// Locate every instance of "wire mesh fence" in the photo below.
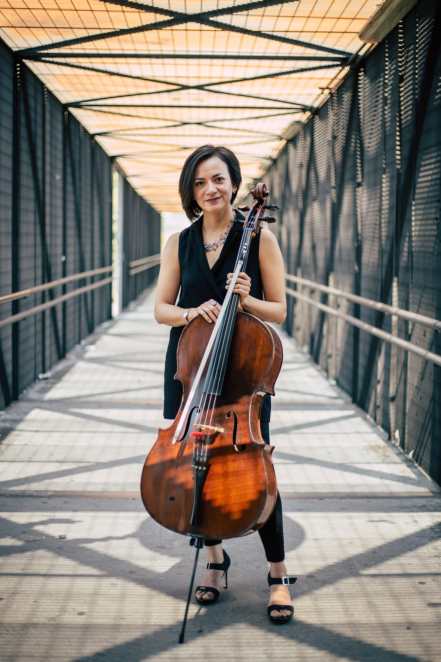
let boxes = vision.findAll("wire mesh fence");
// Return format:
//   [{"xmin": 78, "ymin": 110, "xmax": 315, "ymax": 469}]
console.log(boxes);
[
  {"xmin": 121, "ymin": 179, "xmax": 160, "ymax": 309},
  {"xmin": 265, "ymin": 0, "xmax": 441, "ymax": 483},
  {"xmin": 0, "ymin": 42, "xmax": 160, "ymax": 410}
]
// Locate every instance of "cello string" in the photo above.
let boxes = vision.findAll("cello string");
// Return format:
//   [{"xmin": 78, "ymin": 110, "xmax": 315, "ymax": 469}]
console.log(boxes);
[
  {"xmin": 200, "ymin": 221, "xmax": 251, "ymax": 418},
  {"xmin": 195, "ymin": 218, "xmax": 248, "ymax": 406},
  {"xmin": 203, "ymin": 288, "xmax": 238, "ymax": 403},
  {"xmin": 195, "ymin": 227, "xmax": 250, "ymax": 464},
  {"xmin": 200, "ymin": 228, "xmax": 254, "ymax": 456},
  {"xmin": 201, "ymin": 224, "xmax": 254, "ymax": 425},
  {"xmin": 187, "ymin": 207, "xmax": 260, "ymax": 468},
  {"xmin": 194, "ymin": 218, "xmax": 255, "ymax": 465},
  {"xmin": 205, "ymin": 293, "xmax": 240, "ymax": 436},
  {"xmin": 176, "ymin": 239, "xmax": 246, "ymax": 449},
  {"xmin": 196, "ymin": 275, "xmax": 241, "ymax": 464},
  {"xmin": 192, "ymin": 281, "xmax": 237, "ymax": 465},
  {"xmin": 204, "ymin": 225, "xmax": 261, "ymax": 452},
  {"xmin": 207, "ymin": 226, "xmax": 254, "ymax": 414},
  {"xmin": 191, "ymin": 254, "xmax": 246, "ymax": 465},
  {"xmin": 200, "ymin": 291, "xmax": 239, "ymax": 463}
]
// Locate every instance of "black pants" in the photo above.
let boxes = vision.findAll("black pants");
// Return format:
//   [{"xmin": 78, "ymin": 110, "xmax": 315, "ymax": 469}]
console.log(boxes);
[{"xmin": 205, "ymin": 418, "xmax": 285, "ymax": 563}]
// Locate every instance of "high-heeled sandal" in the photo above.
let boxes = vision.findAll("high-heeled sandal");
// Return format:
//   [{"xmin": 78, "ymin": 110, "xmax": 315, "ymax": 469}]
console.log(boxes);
[
  {"xmin": 195, "ymin": 550, "xmax": 231, "ymax": 605},
  {"xmin": 267, "ymin": 572, "xmax": 297, "ymax": 624}
]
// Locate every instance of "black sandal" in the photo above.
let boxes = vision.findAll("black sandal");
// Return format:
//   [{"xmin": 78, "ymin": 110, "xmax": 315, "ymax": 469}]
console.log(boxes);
[
  {"xmin": 195, "ymin": 550, "xmax": 231, "ymax": 605},
  {"xmin": 267, "ymin": 573, "xmax": 297, "ymax": 624}
]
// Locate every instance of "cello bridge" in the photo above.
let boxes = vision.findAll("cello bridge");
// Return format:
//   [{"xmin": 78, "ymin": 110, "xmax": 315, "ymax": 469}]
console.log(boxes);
[{"xmin": 192, "ymin": 423, "xmax": 224, "ymax": 439}]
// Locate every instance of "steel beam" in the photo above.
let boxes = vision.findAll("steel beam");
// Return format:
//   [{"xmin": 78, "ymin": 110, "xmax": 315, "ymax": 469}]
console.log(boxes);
[
  {"xmin": 76, "ymin": 104, "xmax": 299, "ymax": 125},
  {"xmin": 65, "ymin": 117, "xmax": 93, "ymax": 333},
  {"xmin": 311, "ymin": 74, "xmax": 359, "ymax": 369},
  {"xmin": 72, "ymin": 89, "xmax": 306, "ymax": 110},
  {"xmin": 111, "ymin": 148, "xmax": 274, "ymax": 160},
  {"xmin": 105, "ymin": 0, "xmax": 352, "ymax": 57},
  {"xmin": 40, "ymin": 84, "xmax": 47, "ymax": 373},
  {"xmin": 75, "ymin": 104, "xmax": 302, "ymax": 110},
  {"xmin": 61, "ymin": 111, "xmax": 68, "ymax": 355},
  {"xmin": 94, "ymin": 122, "xmax": 284, "ymax": 140},
  {"xmin": 21, "ymin": 66, "xmax": 63, "ymax": 362},
  {"xmin": 18, "ymin": 0, "xmax": 350, "ymax": 59},
  {"xmin": 293, "ymin": 132, "xmax": 315, "ymax": 277},
  {"xmin": 11, "ymin": 60, "xmax": 21, "ymax": 400},
  {"xmin": 16, "ymin": 1, "xmax": 297, "ymax": 55},
  {"xmin": 0, "ymin": 339, "xmax": 10, "ymax": 407},
  {"xmin": 89, "ymin": 141, "xmax": 95, "ymax": 329},
  {"xmin": 201, "ymin": 110, "xmax": 301, "ymax": 123},
  {"xmin": 69, "ymin": 63, "xmax": 336, "ymax": 110},
  {"xmin": 433, "ymin": 221, "xmax": 441, "ymax": 482},
  {"xmin": 29, "ymin": 52, "xmax": 344, "ymax": 61},
  {"xmin": 111, "ymin": 0, "xmax": 298, "ymax": 16}
]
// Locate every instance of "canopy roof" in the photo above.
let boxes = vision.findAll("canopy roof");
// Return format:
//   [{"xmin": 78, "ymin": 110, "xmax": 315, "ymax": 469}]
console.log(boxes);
[{"xmin": 0, "ymin": 0, "xmax": 384, "ymax": 211}]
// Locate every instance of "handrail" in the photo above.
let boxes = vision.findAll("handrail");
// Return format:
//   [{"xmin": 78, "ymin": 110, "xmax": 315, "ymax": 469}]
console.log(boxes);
[
  {"xmin": 129, "ymin": 254, "xmax": 161, "ymax": 276},
  {"xmin": 0, "ymin": 255, "xmax": 162, "ymax": 306},
  {"xmin": 286, "ymin": 286, "xmax": 441, "ymax": 368},
  {"xmin": 0, "ymin": 257, "xmax": 161, "ymax": 329},
  {"xmin": 129, "ymin": 254, "xmax": 160, "ymax": 268},
  {"xmin": 0, "ymin": 266, "xmax": 113, "ymax": 306},
  {"xmin": 286, "ymin": 273, "xmax": 441, "ymax": 332},
  {"xmin": 0, "ymin": 277, "xmax": 113, "ymax": 330}
]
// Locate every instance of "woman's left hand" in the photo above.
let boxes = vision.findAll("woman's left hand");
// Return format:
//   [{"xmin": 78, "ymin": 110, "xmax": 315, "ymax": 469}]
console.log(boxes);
[{"xmin": 226, "ymin": 272, "xmax": 252, "ymax": 307}]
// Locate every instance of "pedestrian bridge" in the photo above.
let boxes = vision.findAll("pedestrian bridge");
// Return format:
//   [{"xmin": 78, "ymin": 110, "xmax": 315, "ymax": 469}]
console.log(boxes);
[
  {"xmin": 1, "ymin": 0, "xmax": 441, "ymax": 659},
  {"xmin": 0, "ymin": 290, "xmax": 440, "ymax": 660}
]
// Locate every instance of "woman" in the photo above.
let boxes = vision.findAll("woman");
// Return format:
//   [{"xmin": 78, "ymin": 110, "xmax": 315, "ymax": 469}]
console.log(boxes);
[{"xmin": 154, "ymin": 145, "xmax": 296, "ymax": 624}]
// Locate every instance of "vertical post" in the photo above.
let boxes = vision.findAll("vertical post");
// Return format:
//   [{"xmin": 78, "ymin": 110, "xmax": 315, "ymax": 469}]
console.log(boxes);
[
  {"xmin": 352, "ymin": 68, "xmax": 363, "ymax": 403},
  {"xmin": 107, "ymin": 157, "xmax": 113, "ymax": 320},
  {"xmin": 40, "ymin": 84, "xmax": 47, "ymax": 374},
  {"xmin": 11, "ymin": 59, "xmax": 21, "ymax": 400},
  {"xmin": 89, "ymin": 139, "xmax": 95, "ymax": 329},
  {"xmin": 61, "ymin": 110, "xmax": 68, "ymax": 356},
  {"xmin": 432, "ymin": 280, "xmax": 441, "ymax": 482},
  {"xmin": 112, "ymin": 170, "xmax": 124, "ymax": 316},
  {"xmin": 389, "ymin": 276, "xmax": 399, "ymax": 441},
  {"xmin": 326, "ymin": 272, "xmax": 335, "ymax": 380},
  {"xmin": 352, "ymin": 230, "xmax": 361, "ymax": 402},
  {"xmin": 394, "ymin": 21, "xmax": 407, "ymax": 450}
]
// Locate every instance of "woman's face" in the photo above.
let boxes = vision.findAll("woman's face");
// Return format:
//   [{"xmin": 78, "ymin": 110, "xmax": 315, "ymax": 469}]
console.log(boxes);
[{"xmin": 193, "ymin": 156, "xmax": 236, "ymax": 216}]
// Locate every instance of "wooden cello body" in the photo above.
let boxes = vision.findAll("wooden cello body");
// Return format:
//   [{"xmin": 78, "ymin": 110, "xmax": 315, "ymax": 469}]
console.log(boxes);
[
  {"xmin": 140, "ymin": 182, "xmax": 282, "ymax": 542},
  {"xmin": 140, "ymin": 312, "xmax": 282, "ymax": 540}
]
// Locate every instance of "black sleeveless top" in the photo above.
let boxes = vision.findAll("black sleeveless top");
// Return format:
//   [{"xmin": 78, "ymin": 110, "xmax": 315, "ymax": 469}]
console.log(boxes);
[{"xmin": 163, "ymin": 210, "xmax": 271, "ymax": 422}]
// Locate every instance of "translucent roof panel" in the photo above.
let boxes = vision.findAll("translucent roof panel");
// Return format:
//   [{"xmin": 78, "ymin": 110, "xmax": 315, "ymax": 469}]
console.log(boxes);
[{"xmin": 0, "ymin": 0, "xmax": 385, "ymax": 211}]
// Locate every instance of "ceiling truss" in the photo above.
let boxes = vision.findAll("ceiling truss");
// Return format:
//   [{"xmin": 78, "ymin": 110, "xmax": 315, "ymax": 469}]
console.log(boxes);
[{"xmin": 0, "ymin": 0, "xmax": 380, "ymax": 211}]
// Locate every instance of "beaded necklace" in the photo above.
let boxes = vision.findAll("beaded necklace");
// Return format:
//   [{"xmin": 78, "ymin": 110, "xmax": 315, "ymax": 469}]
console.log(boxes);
[{"xmin": 202, "ymin": 220, "xmax": 233, "ymax": 252}]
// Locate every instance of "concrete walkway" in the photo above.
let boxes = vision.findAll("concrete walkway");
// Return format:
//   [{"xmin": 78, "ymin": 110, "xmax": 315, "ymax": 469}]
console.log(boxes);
[{"xmin": 0, "ymin": 289, "xmax": 440, "ymax": 661}]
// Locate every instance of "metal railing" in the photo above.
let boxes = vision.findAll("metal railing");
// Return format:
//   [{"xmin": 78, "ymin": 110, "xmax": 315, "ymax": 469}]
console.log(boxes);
[
  {"xmin": 129, "ymin": 254, "xmax": 161, "ymax": 276},
  {"xmin": 0, "ymin": 258, "xmax": 161, "ymax": 330},
  {"xmin": 0, "ymin": 266, "xmax": 113, "ymax": 306},
  {"xmin": 286, "ymin": 274, "xmax": 441, "ymax": 332},
  {"xmin": 286, "ymin": 274, "xmax": 441, "ymax": 368},
  {"xmin": 0, "ymin": 267, "xmax": 113, "ymax": 330}
]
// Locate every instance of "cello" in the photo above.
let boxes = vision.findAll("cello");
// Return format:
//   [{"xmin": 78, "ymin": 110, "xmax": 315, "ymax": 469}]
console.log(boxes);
[{"xmin": 140, "ymin": 183, "xmax": 282, "ymax": 640}]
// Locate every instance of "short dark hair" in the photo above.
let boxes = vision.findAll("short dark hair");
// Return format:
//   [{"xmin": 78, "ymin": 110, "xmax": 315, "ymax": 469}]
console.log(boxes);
[{"xmin": 179, "ymin": 145, "xmax": 242, "ymax": 220}]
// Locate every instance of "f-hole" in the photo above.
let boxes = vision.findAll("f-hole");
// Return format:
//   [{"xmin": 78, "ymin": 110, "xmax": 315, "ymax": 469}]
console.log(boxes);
[
  {"xmin": 176, "ymin": 405, "xmax": 200, "ymax": 443},
  {"xmin": 229, "ymin": 410, "xmax": 243, "ymax": 452}
]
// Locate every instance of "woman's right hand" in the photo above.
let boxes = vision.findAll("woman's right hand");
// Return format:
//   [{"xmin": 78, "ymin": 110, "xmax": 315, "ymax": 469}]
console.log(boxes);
[{"xmin": 189, "ymin": 299, "xmax": 221, "ymax": 324}]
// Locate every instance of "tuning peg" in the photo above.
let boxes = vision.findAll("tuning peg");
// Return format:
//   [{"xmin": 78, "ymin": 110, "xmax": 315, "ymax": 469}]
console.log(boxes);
[
  {"xmin": 264, "ymin": 204, "xmax": 279, "ymax": 211},
  {"xmin": 261, "ymin": 216, "xmax": 277, "ymax": 223}
]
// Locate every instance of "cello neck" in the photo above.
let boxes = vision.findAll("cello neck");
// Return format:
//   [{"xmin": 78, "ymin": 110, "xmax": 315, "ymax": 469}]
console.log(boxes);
[{"xmin": 202, "ymin": 223, "xmax": 255, "ymax": 397}]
